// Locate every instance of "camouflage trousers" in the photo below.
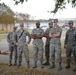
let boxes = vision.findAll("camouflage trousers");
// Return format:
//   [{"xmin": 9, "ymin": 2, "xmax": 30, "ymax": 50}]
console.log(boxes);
[
  {"xmin": 9, "ymin": 45, "xmax": 17, "ymax": 63},
  {"xmin": 66, "ymin": 45, "xmax": 76, "ymax": 63},
  {"xmin": 33, "ymin": 44, "xmax": 44, "ymax": 63},
  {"xmin": 50, "ymin": 43, "xmax": 62, "ymax": 63},
  {"xmin": 45, "ymin": 44, "xmax": 50, "ymax": 61},
  {"xmin": 17, "ymin": 45, "xmax": 29, "ymax": 63}
]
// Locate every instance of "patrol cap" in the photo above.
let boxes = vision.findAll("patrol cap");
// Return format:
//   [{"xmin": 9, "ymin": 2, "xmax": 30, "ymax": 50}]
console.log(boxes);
[
  {"xmin": 68, "ymin": 20, "xmax": 74, "ymax": 24},
  {"xmin": 54, "ymin": 19, "xmax": 58, "ymax": 23},
  {"xmin": 20, "ymin": 22, "xmax": 24, "ymax": 26},
  {"xmin": 49, "ymin": 22, "xmax": 53, "ymax": 25},
  {"xmin": 13, "ymin": 26, "xmax": 17, "ymax": 29},
  {"xmin": 36, "ymin": 21, "xmax": 40, "ymax": 25}
]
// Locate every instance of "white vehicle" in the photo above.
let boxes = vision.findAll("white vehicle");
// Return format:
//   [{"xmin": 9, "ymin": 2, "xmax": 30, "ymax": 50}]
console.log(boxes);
[{"xmin": 40, "ymin": 26, "xmax": 48, "ymax": 29}]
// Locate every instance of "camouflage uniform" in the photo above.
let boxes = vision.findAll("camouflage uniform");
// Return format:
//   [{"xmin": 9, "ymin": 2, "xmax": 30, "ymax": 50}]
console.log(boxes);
[
  {"xmin": 44, "ymin": 28, "xmax": 51, "ymax": 62},
  {"xmin": 65, "ymin": 27, "xmax": 76, "ymax": 67},
  {"xmin": 49, "ymin": 25, "xmax": 62, "ymax": 68},
  {"xmin": 16, "ymin": 29, "xmax": 31, "ymax": 67},
  {"xmin": 7, "ymin": 31, "xmax": 17, "ymax": 65},
  {"xmin": 73, "ymin": 42, "xmax": 76, "ymax": 71},
  {"xmin": 32, "ymin": 28, "xmax": 44, "ymax": 67}
]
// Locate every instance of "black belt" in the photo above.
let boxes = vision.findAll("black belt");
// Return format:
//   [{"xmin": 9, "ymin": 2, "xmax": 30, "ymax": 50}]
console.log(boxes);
[{"xmin": 33, "ymin": 38, "xmax": 41, "ymax": 39}]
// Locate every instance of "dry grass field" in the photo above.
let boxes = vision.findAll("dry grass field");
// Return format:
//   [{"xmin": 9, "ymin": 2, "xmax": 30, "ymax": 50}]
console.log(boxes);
[{"xmin": 0, "ymin": 63, "xmax": 57, "ymax": 75}]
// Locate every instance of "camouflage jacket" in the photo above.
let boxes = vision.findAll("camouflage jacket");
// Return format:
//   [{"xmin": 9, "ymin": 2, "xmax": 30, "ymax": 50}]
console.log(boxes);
[
  {"xmin": 16, "ymin": 29, "xmax": 31, "ymax": 46},
  {"xmin": 65, "ymin": 27, "xmax": 76, "ymax": 46},
  {"xmin": 49, "ymin": 25, "xmax": 62, "ymax": 44},
  {"xmin": 32, "ymin": 28, "xmax": 44, "ymax": 46},
  {"xmin": 7, "ymin": 32, "xmax": 17, "ymax": 46}
]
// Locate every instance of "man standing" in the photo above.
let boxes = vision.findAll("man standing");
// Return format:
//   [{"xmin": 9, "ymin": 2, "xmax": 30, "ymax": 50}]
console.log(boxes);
[
  {"xmin": 49, "ymin": 19, "xmax": 62, "ymax": 70},
  {"xmin": 31, "ymin": 22, "xmax": 44, "ymax": 68},
  {"xmin": 64, "ymin": 21, "xmax": 76, "ymax": 70},
  {"xmin": 73, "ymin": 45, "xmax": 76, "ymax": 71},
  {"xmin": 16, "ymin": 23, "xmax": 31, "ymax": 68},
  {"xmin": 43, "ymin": 22, "xmax": 53, "ymax": 65},
  {"xmin": 7, "ymin": 26, "xmax": 17, "ymax": 66}
]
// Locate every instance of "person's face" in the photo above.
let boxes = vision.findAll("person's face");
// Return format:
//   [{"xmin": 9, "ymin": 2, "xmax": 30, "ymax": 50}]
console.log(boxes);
[
  {"xmin": 20, "ymin": 26, "xmax": 24, "ymax": 30},
  {"xmin": 49, "ymin": 24, "xmax": 53, "ymax": 28},
  {"xmin": 13, "ymin": 28, "xmax": 16, "ymax": 32},
  {"xmin": 36, "ymin": 24, "xmax": 40, "ymax": 28},
  {"xmin": 54, "ymin": 22, "xmax": 58, "ymax": 26},
  {"xmin": 69, "ymin": 23, "xmax": 73, "ymax": 28}
]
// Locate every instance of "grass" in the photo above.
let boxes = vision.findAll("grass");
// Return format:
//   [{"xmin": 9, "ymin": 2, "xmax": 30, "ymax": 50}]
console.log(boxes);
[
  {"xmin": 0, "ymin": 30, "xmax": 12, "ymax": 34},
  {"xmin": 25, "ymin": 28, "xmax": 32, "ymax": 33},
  {"xmin": 0, "ymin": 63, "xmax": 57, "ymax": 75},
  {"xmin": 62, "ymin": 56, "xmax": 76, "ymax": 65},
  {"xmin": 0, "ymin": 29, "xmax": 12, "ymax": 40},
  {"xmin": 0, "ymin": 29, "xmax": 32, "ymax": 34},
  {"xmin": 0, "ymin": 34, "xmax": 7, "ymax": 41},
  {"xmin": 62, "ymin": 28, "xmax": 67, "ymax": 31},
  {"xmin": 61, "ymin": 40, "xmax": 65, "ymax": 54},
  {"xmin": 27, "ymin": 45, "xmax": 34, "ymax": 58},
  {"xmin": 0, "ymin": 28, "xmax": 66, "ymax": 34}
]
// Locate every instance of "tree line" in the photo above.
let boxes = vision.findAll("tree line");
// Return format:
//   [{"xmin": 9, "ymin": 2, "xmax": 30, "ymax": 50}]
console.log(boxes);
[{"xmin": 0, "ymin": 3, "xmax": 31, "ymax": 31}]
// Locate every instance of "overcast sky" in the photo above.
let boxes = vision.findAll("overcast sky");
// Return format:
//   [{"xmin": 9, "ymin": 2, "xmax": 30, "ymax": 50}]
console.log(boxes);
[{"xmin": 0, "ymin": 0, "xmax": 76, "ymax": 20}]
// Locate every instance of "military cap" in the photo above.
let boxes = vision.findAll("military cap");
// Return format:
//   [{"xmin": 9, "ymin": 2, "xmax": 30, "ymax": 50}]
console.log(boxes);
[
  {"xmin": 54, "ymin": 19, "xmax": 58, "ymax": 23},
  {"xmin": 20, "ymin": 22, "xmax": 24, "ymax": 26},
  {"xmin": 49, "ymin": 22, "xmax": 53, "ymax": 25},
  {"xmin": 36, "ymin": 21, "xmax": 40, "ymax": 25},
  {"xmin": 13, "ymin": 26, "xmax": 17, "ymax": 29},
  {"xmin": 68, "ymin": 20, "xmax": 74, "ymax": 24}
]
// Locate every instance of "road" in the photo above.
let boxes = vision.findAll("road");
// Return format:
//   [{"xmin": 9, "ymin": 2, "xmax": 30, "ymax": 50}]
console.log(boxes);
[{"xmin": 0, "ymin": 39, "xmax": 8, "ymax": 51}]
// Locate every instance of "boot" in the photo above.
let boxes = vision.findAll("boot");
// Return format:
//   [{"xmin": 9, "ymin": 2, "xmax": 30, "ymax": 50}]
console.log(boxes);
[
  {"xmin": 17, "ymin": 61, "xmax": 21, "ymax": 67},
  {"xmin": 65, "ymin": 62, "xmax": 70, "ymax": 69},
  {"xmin": 33, "ymin": 62, "xmax": 37, "ymax": 68},
  {"xmin": 9, "ymin": 63, "xmax": 12, "ymax": 66},
  {"xmin": 41, "ymin": 62, "xmax": 44, "ymax": 68},
  {"xmin": 49, "ymin": 62, "xmax": 55, "ymax": 69},
  {"xmin": 58, "ymin": 63, "xmax": 62, "ymax": 70},
  {"xmin": 14, "ymin": 61, "xmax": 17, "ymax": 66},
  {"xmin": 43, "ymin": 60, "xmax": 50, "ymax": 65},
  {"xmin": 9, "ymin": 61, "xmax": 12, "ymax": 66},
  {"xmin": 73, "ymin": 67, "xmax": 76, "ymax": 71},
  {"xmin": 27, "ymin": 61, "xmax": 30, "ymax": 68}
]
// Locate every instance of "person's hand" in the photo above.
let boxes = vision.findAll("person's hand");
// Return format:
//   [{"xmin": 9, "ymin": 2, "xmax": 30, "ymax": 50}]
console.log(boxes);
[
  {"xmin": 64, "ymin": 45, "xmax": 67, "ymax": 49},
  {"xmin": 16, "ymin": 43, "xmax": 19, "ymax": 46},
  {"xmin": 11, "ymin": 42, "xmax": 14, "ymax": 44},
  {"xmin": 49, "ymin": 34, "xmax": 52, "ymax": 37},
  {"xmin": 25, "ymin": 42, "xmax": 28, "ymax": 45}
]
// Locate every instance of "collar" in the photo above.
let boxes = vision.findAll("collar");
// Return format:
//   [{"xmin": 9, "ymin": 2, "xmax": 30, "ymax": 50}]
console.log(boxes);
[
  {"xmin": 54, "ymin": 25, "xmax": 58, "ymax": 28},
  {"xmin": 20, "ymin": 29, "xmax": 24, "ymax": 32},
  {"xmin": 36, "ymin": 28, "xmax": 40, "ymax": 30}
]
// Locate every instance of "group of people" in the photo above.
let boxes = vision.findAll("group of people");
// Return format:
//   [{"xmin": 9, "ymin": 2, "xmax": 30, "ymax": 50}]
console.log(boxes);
[{"xmin": 7, "ymin": 19, "xmax": 76, "ymax": 71}]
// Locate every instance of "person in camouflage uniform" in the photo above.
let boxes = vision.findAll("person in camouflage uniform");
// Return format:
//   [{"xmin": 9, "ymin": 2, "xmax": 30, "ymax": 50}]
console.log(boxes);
[
  {"xmin": 7, "ymin": 26, "xmax": 17, "ymax": 66},
  {"xmin": 31, "ymin": 22, "xmax": 44, "ymax": 68},
  {"xmin": 16, "ymin": 23, "xmax": 31, "ymax": 67},
  {"xmin": 64, "ymin": 21, "xmax": 76, "ymax": 70},
  {"xmin": 43, "ymin": 22, "xmax": 53, "ymax": 65},
  {"xmin": 49, "ymin": 19, "xmax": 62, "ymax": 70},
  {"xmin": 73, "ymin": 46, "xmax": 76, "ymax": 71}
]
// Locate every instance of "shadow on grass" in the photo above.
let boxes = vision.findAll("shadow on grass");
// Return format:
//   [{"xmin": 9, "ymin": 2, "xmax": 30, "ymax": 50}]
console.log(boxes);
[{"xmin": 0, "ymin": 63, "xmax": 57, "ymax": 75}]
